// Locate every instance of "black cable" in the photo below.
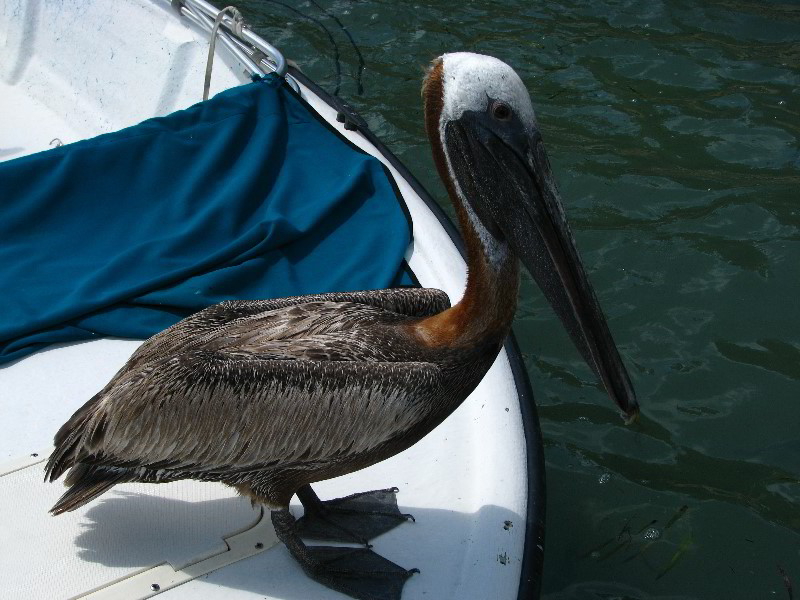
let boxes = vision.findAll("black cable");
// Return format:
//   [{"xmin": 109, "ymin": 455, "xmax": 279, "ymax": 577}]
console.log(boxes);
[
  {"xmin": 258, "ymin": 0, "xmax": 343, "ymax": 96},
  {"xmin": 306, "ymin": 0, "xmax": 365, "ymax": 95}
]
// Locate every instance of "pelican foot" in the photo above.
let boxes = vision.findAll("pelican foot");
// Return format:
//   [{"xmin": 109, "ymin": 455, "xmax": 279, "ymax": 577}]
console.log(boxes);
[
  {"xmin": 295, "ymin": 484, "xmax": 414, "ymax": 544},
  {"xmin": 304, "ymin": 546, "xmax": 419, "ymax": 600},
  {"xmin": 272, "ymin": 508, "xmax": 418, "ymax": 600}
]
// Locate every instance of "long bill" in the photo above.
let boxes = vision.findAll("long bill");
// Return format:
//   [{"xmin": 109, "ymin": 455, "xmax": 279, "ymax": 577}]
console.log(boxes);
[{"xmin": 447, "ymin": 114, "xmax": 640, "ymax": 421}]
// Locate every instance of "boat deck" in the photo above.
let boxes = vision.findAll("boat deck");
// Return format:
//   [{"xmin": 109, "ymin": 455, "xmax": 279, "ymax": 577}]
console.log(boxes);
[{"xmin": 0, "ymin": 0, "xmax": 242, "ymax": 161}]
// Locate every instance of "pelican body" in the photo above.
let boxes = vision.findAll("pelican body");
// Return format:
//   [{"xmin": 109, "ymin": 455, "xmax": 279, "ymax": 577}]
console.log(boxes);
[{"xmin": 47, "ymin": 53, "xmax": 638, "ymax": 600}]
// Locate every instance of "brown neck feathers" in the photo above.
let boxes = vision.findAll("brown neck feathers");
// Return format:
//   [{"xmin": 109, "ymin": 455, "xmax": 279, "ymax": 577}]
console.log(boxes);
[{"xmin": 414, "ymin": 58, "xmax": 519, "ymax": 348}]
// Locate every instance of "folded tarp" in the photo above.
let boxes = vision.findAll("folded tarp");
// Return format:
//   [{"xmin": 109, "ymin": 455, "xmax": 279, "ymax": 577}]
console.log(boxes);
[{"xmin": 0, "ymin": 74, "xmax": 412, "ymax": 364}]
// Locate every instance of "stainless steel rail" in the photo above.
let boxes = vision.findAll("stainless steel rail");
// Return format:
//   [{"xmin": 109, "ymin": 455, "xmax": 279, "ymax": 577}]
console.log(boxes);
[{"xmin": 171, "ymin": 0, "xmax": 298, "ymax": 90}]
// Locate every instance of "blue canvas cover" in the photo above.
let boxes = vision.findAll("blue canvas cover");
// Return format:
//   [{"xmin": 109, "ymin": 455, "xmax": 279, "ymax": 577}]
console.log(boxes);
[{"xmin": 0, "ymin": 75, "xmax": 412, "ymax": 364}]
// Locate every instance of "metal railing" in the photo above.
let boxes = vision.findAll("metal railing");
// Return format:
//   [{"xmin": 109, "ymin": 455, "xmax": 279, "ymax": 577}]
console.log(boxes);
[{"xmin": 172, "ymin": 0, "xmax": 299, "ymax": 91}]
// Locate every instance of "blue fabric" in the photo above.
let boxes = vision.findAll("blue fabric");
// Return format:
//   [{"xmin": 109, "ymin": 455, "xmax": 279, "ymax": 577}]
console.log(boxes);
[{"xmin": 0, "ymin": 75, "xmax": 412, "ymax": 364}]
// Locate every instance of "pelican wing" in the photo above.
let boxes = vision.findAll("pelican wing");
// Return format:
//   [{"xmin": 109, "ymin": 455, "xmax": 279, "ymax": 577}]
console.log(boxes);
[
  {"xmin": 120, "ymin": 288, "xmax": 449, "ymax": 374},
  {"xmin": 46, "ymin": 350, "xmax": 442, "ymax": 483}
]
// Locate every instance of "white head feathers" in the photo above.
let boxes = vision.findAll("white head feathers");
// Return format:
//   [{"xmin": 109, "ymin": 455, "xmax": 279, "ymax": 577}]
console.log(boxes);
[{"xmin": 439, "ymin": 52, "xmax": 537, "ymax": 132}]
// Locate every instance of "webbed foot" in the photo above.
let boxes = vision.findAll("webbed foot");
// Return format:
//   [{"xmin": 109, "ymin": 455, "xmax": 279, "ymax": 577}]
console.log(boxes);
[
  {"xmin": 295, "ymin": 484, "xmax": 415, "ymax": 545},
  {"xmin": 272, "ymin": 508, "xmax": 418, "ymax": 600}
]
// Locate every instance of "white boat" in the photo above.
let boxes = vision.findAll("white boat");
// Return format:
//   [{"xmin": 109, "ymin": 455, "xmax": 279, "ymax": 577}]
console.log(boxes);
[{"xmin": 0, "ymin": 1, "xmax": 545, "ymax": 599}]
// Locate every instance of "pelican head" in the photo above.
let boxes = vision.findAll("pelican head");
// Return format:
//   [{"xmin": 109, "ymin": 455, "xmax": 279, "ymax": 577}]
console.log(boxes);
[{"xmin": 424, "ymin": 52, "xmax": 639, "ymax": 421}]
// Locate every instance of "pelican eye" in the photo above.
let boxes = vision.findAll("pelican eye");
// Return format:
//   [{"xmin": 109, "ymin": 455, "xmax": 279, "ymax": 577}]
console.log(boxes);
[{"xmin": 491, "ymin": 101, "xmax": 512, "ymax": 121}]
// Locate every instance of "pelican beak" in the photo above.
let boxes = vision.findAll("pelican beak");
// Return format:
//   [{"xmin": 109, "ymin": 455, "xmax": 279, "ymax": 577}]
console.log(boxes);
[{"xmin": 446, "ymin": 112, "xmax": 639, "ymax": 422}]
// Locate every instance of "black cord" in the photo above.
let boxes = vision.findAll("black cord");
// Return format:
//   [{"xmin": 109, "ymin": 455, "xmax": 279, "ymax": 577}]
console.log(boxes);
[
  {"xmin": 258, "ymin": 0, "xmax": 343, "ymax": 96},
  {"xmin": 306, "ymin": 0, "xmax": 365, "ymax": 95}
]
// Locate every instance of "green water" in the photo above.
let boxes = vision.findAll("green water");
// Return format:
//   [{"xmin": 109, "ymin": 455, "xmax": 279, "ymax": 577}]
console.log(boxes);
[{"xmin": 240, "ymin": 1, "xmax": 800, "ymax": 597}]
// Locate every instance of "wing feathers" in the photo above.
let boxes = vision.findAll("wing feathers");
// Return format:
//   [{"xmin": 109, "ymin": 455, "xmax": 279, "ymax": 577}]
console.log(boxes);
[
  {"xmin": 120, "ymin": 288, "xmax": 448, "ymax": 375},
  {"xmin": 48, "ymin": 288, "xmax": 448, "ymax": 509},
  {"xmin": 51, "ymin": 352, "xmax": 440, "ymax": 486}
]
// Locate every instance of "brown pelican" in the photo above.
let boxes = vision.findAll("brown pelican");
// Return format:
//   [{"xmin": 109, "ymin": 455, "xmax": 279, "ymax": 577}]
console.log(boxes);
[{"xmin": 46, "ymin": 53, "xmax": 639, "ymax": 600}]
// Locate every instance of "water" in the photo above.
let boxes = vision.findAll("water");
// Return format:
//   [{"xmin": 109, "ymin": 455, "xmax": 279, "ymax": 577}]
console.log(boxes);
[{"xmin": 239, "ymin": 1, "xmax": 799, "ymax": 597}]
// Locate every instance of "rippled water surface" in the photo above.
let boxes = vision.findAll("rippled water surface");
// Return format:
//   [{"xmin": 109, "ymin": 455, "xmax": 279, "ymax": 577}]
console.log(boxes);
[{"xmin": 240, "ymin": 1, "xmax": 799, "ymax": 597}]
